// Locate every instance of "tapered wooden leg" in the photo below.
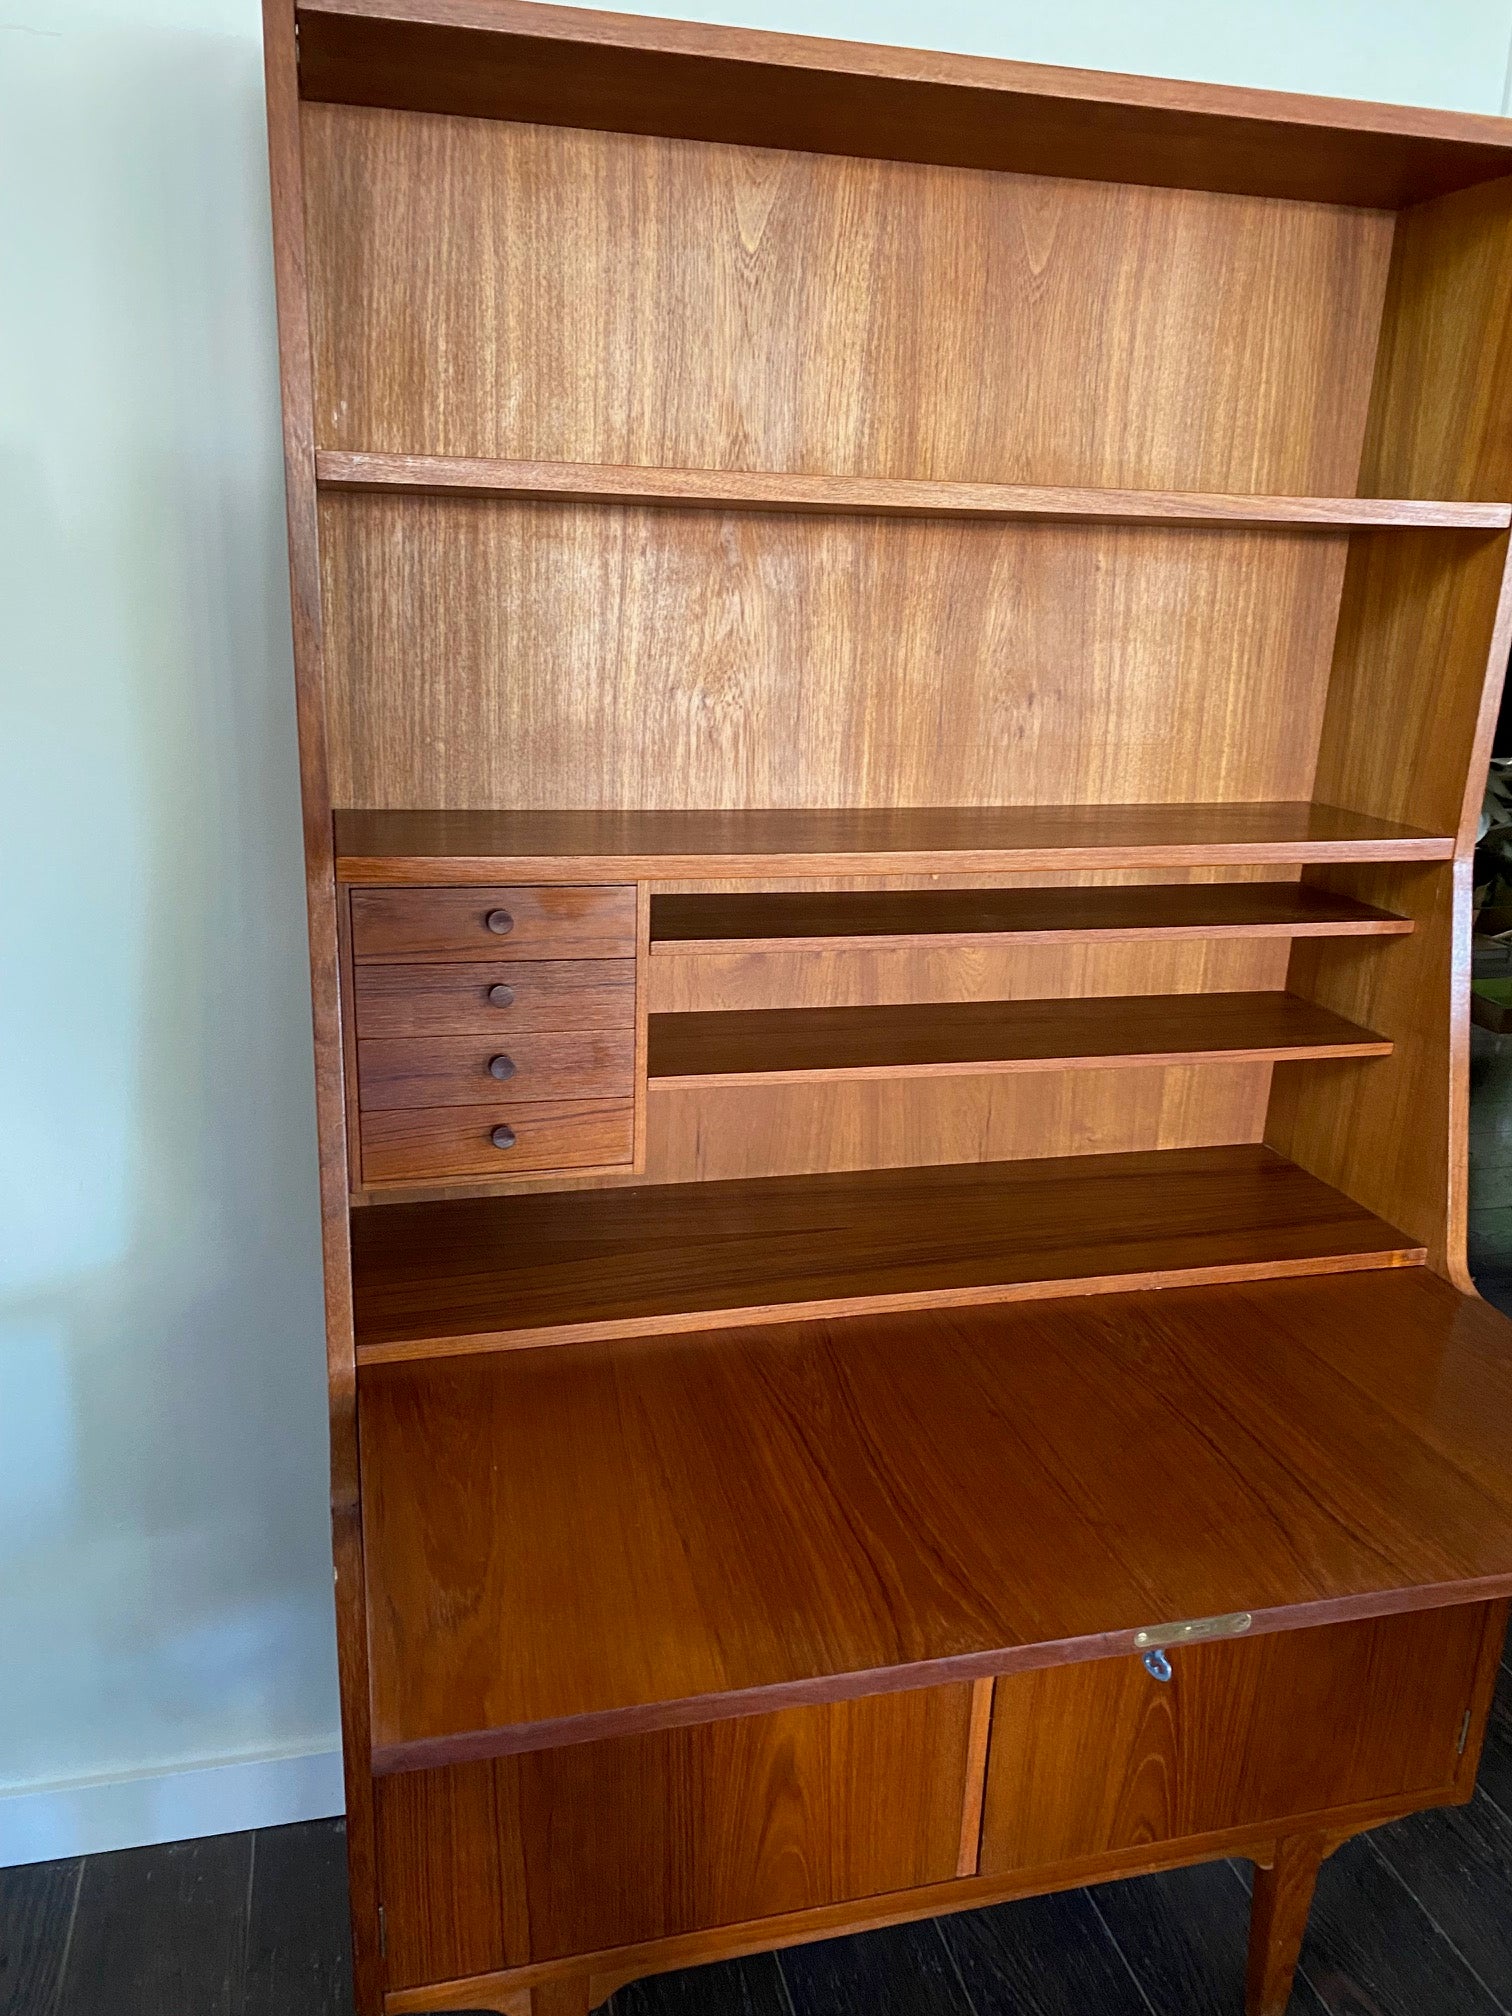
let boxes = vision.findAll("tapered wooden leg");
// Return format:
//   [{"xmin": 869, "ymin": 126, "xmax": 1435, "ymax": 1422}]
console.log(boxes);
[{"xmin": 1246, "ymin": 1834, "xmax": 1329, "ymax": 2016}]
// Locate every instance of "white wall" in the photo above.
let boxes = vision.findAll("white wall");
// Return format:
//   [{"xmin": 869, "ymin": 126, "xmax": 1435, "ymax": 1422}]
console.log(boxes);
[{"xmin": 3, "ymin": 0, "xmax": 1512, "ymax": 1866}]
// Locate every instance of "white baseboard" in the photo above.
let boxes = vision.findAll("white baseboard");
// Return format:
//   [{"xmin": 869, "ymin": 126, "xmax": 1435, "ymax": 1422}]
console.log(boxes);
[{"xmin": 0, "ymin": 1744, "xmax": 345, "ymax": 1866}]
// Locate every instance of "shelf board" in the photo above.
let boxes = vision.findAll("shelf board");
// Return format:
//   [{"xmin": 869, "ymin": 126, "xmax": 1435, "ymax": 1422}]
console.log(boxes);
[
  {"xmin": 316, "ymin": 450, "xmax": 1511, "ymax": 531},
  {"xmin": 651, "ymin": 882, "xmax": 1414, "ymax": 955},
  {"xmin": 351, "ymin": 1145, "xmax": 1422, "ymax": 1363},
  {"xmin": 359, "ymin": 1266, "xmax": 1512, "ymax": 1771},
  {"xmin": 333, "ymin": 804, "xmax": 1455, "ymax": 884},
  {"xmin": 647, "ymin": 991, "xmax": 1390, "ymax": 1089},
  {"xmin": 297, "ymin": 0, "xmax": 1512, "ymax": 209}
]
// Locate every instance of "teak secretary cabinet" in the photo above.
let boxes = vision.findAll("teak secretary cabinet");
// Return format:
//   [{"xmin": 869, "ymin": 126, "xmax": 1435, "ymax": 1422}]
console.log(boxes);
[{"xmin": 263, "ymin": 2, "xmax": 1512, "ymax": 2008}]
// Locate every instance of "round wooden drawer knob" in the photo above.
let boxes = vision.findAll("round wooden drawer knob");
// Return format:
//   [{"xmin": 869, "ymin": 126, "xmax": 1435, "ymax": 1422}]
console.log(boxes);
[
  {"xmin": 488, "ymin": 983, "xmax": 516, "ymax": 1007},
  {"xmin": 491, "ymin": 1124, "xmax": 517, "ymax": 1150},
  {"xmin": 486, "ymin": 909, "xmax": 515, "ymax": 935},
  {"xmin": 489, "ymin": 1054, "xmax": 517, "ymax": 1080}
]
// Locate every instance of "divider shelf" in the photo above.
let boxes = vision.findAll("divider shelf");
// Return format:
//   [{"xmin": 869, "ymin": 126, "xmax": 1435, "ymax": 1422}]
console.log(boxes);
[
  {"xmin": 650, "ymin": 882, "xmax": 1414, "ymax": 954},
  {"xmin": 316, "ymin": 450, "xmax": 1512, "ymax": 530},
  {"xmin": 358, "ymin": 1267, "xmax": 1512, "ymax": 1772},
  {"xmin": 351, "ymin": 1144, "xmax": 1421, "ymax": 1362},
  {"xmin": 332, "ymin": 804, "xmax": 1454, "ymax": 883},
  {"xmin": 647, "ymin": 991, "xmax": 1391, "ymax": 1089}
]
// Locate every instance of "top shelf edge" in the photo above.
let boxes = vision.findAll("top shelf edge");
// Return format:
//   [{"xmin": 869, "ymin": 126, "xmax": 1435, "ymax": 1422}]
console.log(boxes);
[
  {"xmin": 294, "ymin": 0, "xmax": 1512, "ymax": 208},
  {"xmin": 313, "ymin": 453, "xmax": 1512, "ymax": 531}
]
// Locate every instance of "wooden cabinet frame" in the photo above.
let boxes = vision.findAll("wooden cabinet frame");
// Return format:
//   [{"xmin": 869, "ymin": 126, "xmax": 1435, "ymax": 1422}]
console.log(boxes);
[{"xmin": 262, "ymin": 6, "xmax": 1512, "ymax": 2010}]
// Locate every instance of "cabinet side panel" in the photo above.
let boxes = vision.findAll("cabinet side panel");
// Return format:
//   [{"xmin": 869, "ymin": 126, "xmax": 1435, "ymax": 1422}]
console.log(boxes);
[
  {"xmin": 1271, "ymin": 179, "xmax": 1512, "ymax": 1281},
  {"xmin": 1361, "ymin": 174, "xmax": 1512, "ymax": 507},
  {"xmin": 1268, "ymin": 859, "xmax": 1471, "ymax": 1273},
  {"xmin": 262, "ymin": 4, "xmax": 380, "ymax": 2006}
]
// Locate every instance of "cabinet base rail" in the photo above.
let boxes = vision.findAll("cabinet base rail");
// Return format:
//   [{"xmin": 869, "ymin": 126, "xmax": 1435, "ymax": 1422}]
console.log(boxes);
[{"xmin": 380, "ymin": 1806, "xmax": 1438, "ymax": 2015}]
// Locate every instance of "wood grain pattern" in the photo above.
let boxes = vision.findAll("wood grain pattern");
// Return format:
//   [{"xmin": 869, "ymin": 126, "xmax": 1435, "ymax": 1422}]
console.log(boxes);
[
  {"xmin": 640, "ymin": 921, "xmax": 1285, "ymax": 1194},
  {"xmin": 1246, "ymin": 1835, "xmax": 1330, "ymax": 2016},
  {"xmin": 361, "ymin": 1098, "xmax": 635, "ymax": 1184},
  {"xmin": 353, "ymin": 958, "xmax": 635, "ymax": 1037},
  {"xmin": 295, "ymin": 1, "xmax": 1512, "ymax": 209},
  {"xmin": 350, "ymin": 884, "xmax": 636, "ymax": 961},
  {"xmin": 979, "ymin": 1608, "xmax": 1484, "ymax": 1874},
  {"xmin": 957, "ymin": 1681, "xmax": 995, "ymax": 1879},
  {"xmin": 320, "ymin": 500, "xmax": 1351, "ymax": 815},
  {"xmin": 1450, "ymin": 1598, "xmax": 1511, "ymax": 1801},
  {"xmin": 1359, "ymin": 175, "xmax": 1512, "ymax": 508},
  {"xmin": 350, "ymin": 1145, "xmax": 1423, "ymax": 1360},
  {"xmin": 1268, "ymin": 178, "xmax": 1512, "ymax": 1283},
  {"xmin": 642, "ymin": 1062, "xmax": 1273, "ymax": 1185},
  {"xmin": 650, "ymin": 934, "xmax": 1290, "ymax": 1017},
  {"xmin": 374, "ymin": 1757, "xmax": 504, "ymax": 1986},
  {"xmin": 303, "ymin": 107, "xmax": 1390, "ymax": 489},
  {"xmin": 1312, "ymin": 530, "xmax": 1512, "ymax": 845},
  {"xmin": 332, "ymin": 805, "xmax": 1454, "ymax": 883},
  {"xmin": 377, "ymin": 1688, "xmax": 973, "ymax": 1984},
  {"xmin": 647, "ymin": 992, "xmax": 1391, "ymax": 1087},
  {"xmin": 1269, "ymin": 861, "xmax": 1473, "ymax": 1281},
  {"xmin": 261, "ymin": 6, "xmax": 384, "ymax": 2013},
  {"xmin": 315, "ymin": 452, "xmax": 1509, "ymax": 530},
  {"xmin": 356, "ymin": 1268, "xmax": 1512, "ymax": 1770},
  {"xmin": 358, "ymin": 1028, "xmax": 635, "ymax": 1108},
  {"xmin": 650, "ymin": 883, "xmax": 1413, "ymax": 955}
]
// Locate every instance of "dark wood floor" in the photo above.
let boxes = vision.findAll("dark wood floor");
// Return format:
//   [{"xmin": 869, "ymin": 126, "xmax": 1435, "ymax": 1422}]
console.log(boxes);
[{"xmin": 1, "ymin": 1644, "xmax": 1509, "ymax": 2016}]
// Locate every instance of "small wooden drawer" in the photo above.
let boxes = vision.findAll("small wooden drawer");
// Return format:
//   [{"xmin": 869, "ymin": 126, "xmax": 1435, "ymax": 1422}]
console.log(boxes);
[
  {"xmin": 359, "ymin": 1030, "xmax": 636, "ymax": 1109},
  {"xmin": 361, "ymin": 1099, "xmax": 635, "ymax": 1185},
  {"xmin": 350, "ymin": 885, "xmax": 637, "ymax": 963},
  {"xmin": 353, "ymin": 959, "xmax": 635, "ymax": 1039},
  {"xmin": 979, "ymin": 1604, "xmax": 1489, "ymax": 1877}
]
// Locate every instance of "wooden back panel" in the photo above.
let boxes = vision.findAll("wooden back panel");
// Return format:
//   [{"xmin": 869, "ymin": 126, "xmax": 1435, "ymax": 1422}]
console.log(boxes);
[
  {"xmin": 645, "ymin": 932, "xmax": 1281, "ymax": 1179},
  {"xmin": 303, "ymin": 106, "xmax": 1392, "ymax": 490},
  {"xmin": 320, "ymin": 502, "xmax": 1355, "ymax": 816}
]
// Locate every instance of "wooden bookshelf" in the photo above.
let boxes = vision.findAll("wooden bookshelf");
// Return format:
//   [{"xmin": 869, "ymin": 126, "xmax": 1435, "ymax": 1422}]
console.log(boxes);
[
  {"xmin": 316, "ymin": 449, "xmax": 1512, "ymax": 528},
  {"xmin": 351, "ymin": 1145, "xmax": 1422, "ymax": 1361},
  {"xmin": 264, "ymin": 2, "xmax": 1512, "ymax": 2007}
]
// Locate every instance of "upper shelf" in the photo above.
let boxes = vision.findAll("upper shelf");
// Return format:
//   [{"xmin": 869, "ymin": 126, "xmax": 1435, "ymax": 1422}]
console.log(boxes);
[
  {"xmin": 295, "ymin": 0, "xmax": 1512, "ymax": 209},
  {"xmin": 358, "ymin": 1266, "xmax": 1512, "ymax": 1771},
  {"xmin": 315, "ymin": 452, "xmax": 1512, "ymax": 531},
  {"xmin": 334, "ymin": 803, "xmax": 1455, "ymax": 883}
]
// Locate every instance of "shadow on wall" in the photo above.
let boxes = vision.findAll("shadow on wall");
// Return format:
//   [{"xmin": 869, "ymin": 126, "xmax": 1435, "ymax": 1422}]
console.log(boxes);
[{"xmin": 0, "ymin": 14, "xmax": 338, "ymax": 1849}]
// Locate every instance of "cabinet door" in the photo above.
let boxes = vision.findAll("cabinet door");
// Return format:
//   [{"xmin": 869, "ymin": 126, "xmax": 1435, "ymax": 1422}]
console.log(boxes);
[
  {"xmin": 981, "ymin": 1604, "xmax": 1493, "ymax": 1876},
  {"xmin": 377, "ymin": 1683, "xmax": 974, "ymax": 1989}
]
